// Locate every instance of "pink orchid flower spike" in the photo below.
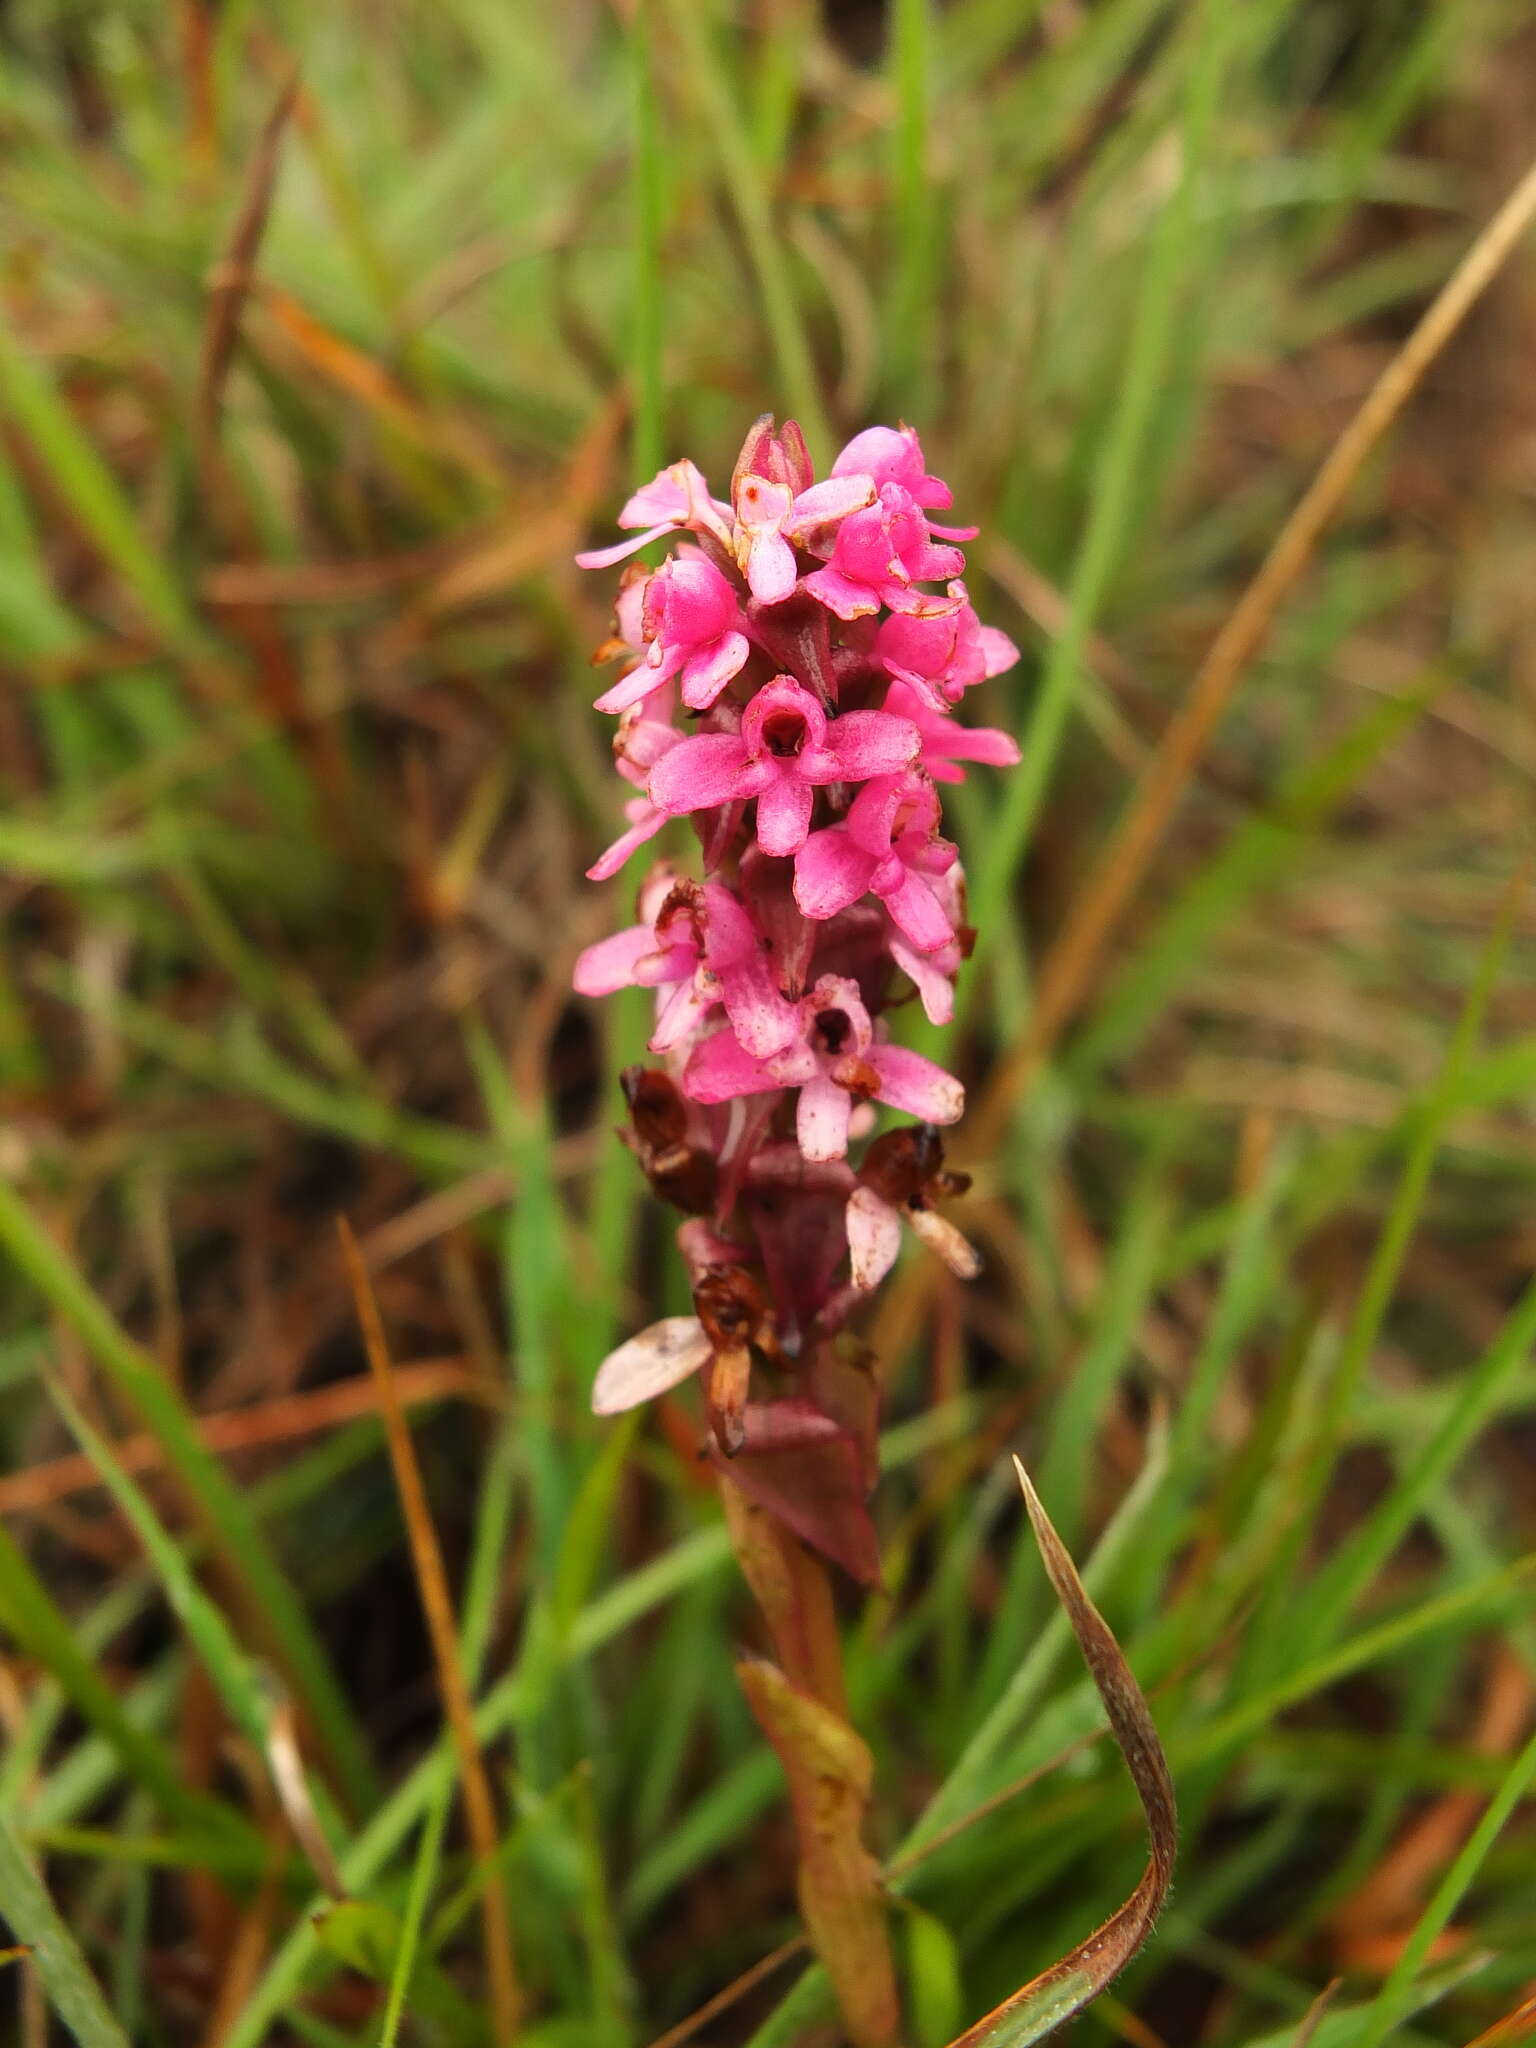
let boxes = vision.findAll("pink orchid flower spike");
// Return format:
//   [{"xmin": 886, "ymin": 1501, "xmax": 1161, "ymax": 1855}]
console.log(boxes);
[{"xmin": 647, "ymin": 676, "xmax": 919, "ymax": 859}]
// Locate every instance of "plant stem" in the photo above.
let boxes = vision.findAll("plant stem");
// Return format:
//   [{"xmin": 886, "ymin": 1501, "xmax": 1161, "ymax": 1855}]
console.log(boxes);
[{"xmin": 722, "ymin": 1484, "xmax": 903, "ymax": 2048}]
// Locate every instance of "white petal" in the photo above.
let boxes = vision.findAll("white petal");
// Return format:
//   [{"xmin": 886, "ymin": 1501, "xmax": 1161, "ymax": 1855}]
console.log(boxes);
[
  {"xmin": 846, "ymin": 1187, "xmax": 902, "ymax": 1291},
  {"xmin": 591, "ymin": 1316, "xmax": 711, "ymax": 1415},
  {"xmin": 907, "ymin": 1205, "xmax": 981, "ymax": 1280}
]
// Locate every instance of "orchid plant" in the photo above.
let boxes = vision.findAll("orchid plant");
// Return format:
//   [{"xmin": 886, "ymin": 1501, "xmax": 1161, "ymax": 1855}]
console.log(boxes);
[{"xmin": 574, "ymin": 416, "xmax": 1021, "ymax": 2045}]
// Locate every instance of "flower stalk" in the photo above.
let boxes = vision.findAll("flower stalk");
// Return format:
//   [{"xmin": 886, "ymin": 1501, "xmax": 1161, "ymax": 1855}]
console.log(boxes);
[{"xmin": 574, "ymin": 416, "xmax": 1020, "ymax": 2041}]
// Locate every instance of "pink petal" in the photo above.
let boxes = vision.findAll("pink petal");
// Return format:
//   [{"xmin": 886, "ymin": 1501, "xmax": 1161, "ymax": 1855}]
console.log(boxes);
[
  {"xmin": 586, "ymin": 802, "xmax": 667, "ymax": 882},
  {"xmin": 754, "ymin": 774, "xmax": 814, "ymax": 857},
  {"xmin": 938, "ymin": 722, "xmax": 1021, "ymax": 769},
  {"xmin": 800, "ymin": 565, "xmax": 883, "ymax": 620},
  {"xmin": 793, "ymin": 827, "xmax": 875, "ymax": 921},
  {"xmin": 575, "ymin": 522, "xmax": 674, "ymax": 570},
  {"xmin": 680, "ymin": 631, "xmax": 750, "ymax": 711},
  {"xmin": 571, "ymin": 923, "xmax": 654, "ymax": 997},
  {"xmin": 683, "ymin": 1027, "xmax": 782, "ymax": 1103},
  {"xmin": 889, "ymin": 933, "xmax": 955, "ymax": 1024},
  {"xmin": 594, "ymin": 657, "xmax": 674, "ymax": 717},
  {"xmin": 648, "ymin": 733, "xmax": 750, "ymax": 814},
  {"xmin": 925, "ymin": 520, "xmax": 979, "ymax": 543},
  {"xmin": 846, "ymin": 1187, "xmax": 902, "ymax": 1290},
  {"xmin": 867, "ymin": 1043, "xmax": 964, "ymax": 1124},
  {"xmin": 720, "ymin": 964, "xmax": 799, "ymax": 1060},
  {"xmin": 977, "ymin": 625, "xmax": 1021, "ymax": 678},
  {"xmin": 825, "ymin": 709, "xmax": 921, "ymax": 780},
  {"xmin": 876, "ymin": 864, "xmax": 954, "ymax": 953},
  {"xmin": 797, "ymin": 1070, "xmax": 853, "ymax": 1162},
  {"xmin": 591, "ymin": 1315, "xmax": 712, "ymax": 1414}
]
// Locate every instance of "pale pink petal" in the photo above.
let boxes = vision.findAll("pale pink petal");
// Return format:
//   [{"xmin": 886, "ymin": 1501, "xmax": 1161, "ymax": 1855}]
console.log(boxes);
[
  {"xmin": 744, "ymin": 529, "xmax": 799, "ymax": 605},
  {"xmin": 846, "ymin": 1187, "xmax": 902, "ymax": 1290},
  {"xmin": 825, "ymin": 710, "xmax": 920, "ymax": 780},
  {"xmin": 572, "ymin": 923, "xmax": 654, "ymax": 997},
  {"xmin": 586, "ymin": 802, "xmax": 667, "ymax": 881},
  {"xmin": 754, "ymin": 774, "xmax": 814, "ymax": 857},
  {"xmin": 876, "ymin": 864, "xmax": 954, "ymax": 953},
  {"xmin": 938, "ymin": 722, "xmax": 1021, "ymax": 768},
  {"xmin": 591, "ymin": 1316, "xmax": 712, "ymax": 1415},
  {"xmin": 575, "ymin": 522, "xmax": 675, "ymax": 570},
  {"xmin": 867, "ymin": 1043, "xmax": 964, "ymax": 1125},
  {"xmin": 648, "ymin": 733, "xmax": 750, "ymax": 814},
  {"xmin": 793, "ymin": 827, "xmax": 875, "ymax": 921},
  {"xmin": 680, "ymin": 631, "xmax": 750, "ymax": 711},
  {"xmin": 796, "ymin": 1071, "xmax": 852, "ymax": 1162},
  {"xmin": 683, "ymin": 1027, "xmax": 781, "ymax": 1103},
  {"xmin": 649, "ymin": 978, "xmax": 716, "ymax": 1052},
  {"xmin": 782, "ymin": 474, "xmax": 876, "ymax": 538},
  {"xmin": 620, "ymin": 716, "xmax": 682, "ymax": 774}
]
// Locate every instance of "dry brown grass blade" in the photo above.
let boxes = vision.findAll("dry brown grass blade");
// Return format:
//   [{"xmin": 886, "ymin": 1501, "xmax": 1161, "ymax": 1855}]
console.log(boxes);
[
  {"xmin": 337, "ymin": 1221, "xmax": 523, "ymax": 2044},
  {"xmin": 1290, "ymin": 1980, "xmax": 1342, "ymax": 2048},
  {"xmin": 642, "ymin": 1937, "xmax": 810, "ymax": 2048},
  {"xmin": 196, "ymin": 65, "xmax": 300, "ymax": 466},
  {"xmin": 942, "ymin": 1460, "xmax": 1176, "ymax": 2048},
  {"xmin": 0, "ymin": 1358, "xmax": 486, "ymax": 1518},
  {"xmin": 1464, "ymin": 1992, "xmax": 1536, "ymax": 2048},
  {"xmin": 973, "ymin": 149, "xmax": 1536, "ymax": 1145}
]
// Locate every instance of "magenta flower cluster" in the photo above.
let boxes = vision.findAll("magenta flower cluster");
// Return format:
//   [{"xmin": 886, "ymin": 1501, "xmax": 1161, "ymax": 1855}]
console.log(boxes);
[{"xmin": 572, "ymin": 418, "xmax": 1019, "ymax": 1575}]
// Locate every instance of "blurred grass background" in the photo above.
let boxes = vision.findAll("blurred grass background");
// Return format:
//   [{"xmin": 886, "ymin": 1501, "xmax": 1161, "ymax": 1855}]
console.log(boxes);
[{"xmin": 3, "ymin": 0, "xmax": 1536, "ymax": 2043}]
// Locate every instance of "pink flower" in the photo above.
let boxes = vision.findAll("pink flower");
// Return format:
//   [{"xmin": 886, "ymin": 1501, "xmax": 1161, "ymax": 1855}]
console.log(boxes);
[
  {"xmin": 576, "ymin": 459, "xmax": 733, "ymax": 570},
  {"xmin": 595, "ymin": 552, "xmax": 750, "ymax": 715},
  {"xmin": 587, "ymin": 704, "xmax": 682, "ymax": 882},
  {"xmin": 831, "ymin": 425, "xmax": 976, "ymax": 542},
  {"xmin": 801, "ymin": 484, "xmax": 967, "ymax": 620},
  {"xmin": 684, "ymin": 974, "xmax": 963, "ymax": 1163},
  {"xmin": 647, "ymin": 677, "xmax": 920, "ymax": 859},
  {"xmin": 882, "ymin": 678, "xmax": 1021, "ymax": 785},
  {"xmin": 732, "ymin": 471, "xmax": 876, "ymax": 605},
  {"xmin": 573, "ymin": 872, "xmax": 799, "ymax": 1058},
  {"xmin": 874, "ymin": 581, "xmax": 1019, "ymax": 708},
  {"xmin": 794, "ymin": 772, "xmax": 958, "ymax": 952}
]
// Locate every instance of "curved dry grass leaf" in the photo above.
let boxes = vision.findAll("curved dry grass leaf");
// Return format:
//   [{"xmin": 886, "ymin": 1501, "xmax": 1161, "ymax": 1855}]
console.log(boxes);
[{"xmin": 944, "ymin": 1459, "xmax": 1176, "ymax": 2048}]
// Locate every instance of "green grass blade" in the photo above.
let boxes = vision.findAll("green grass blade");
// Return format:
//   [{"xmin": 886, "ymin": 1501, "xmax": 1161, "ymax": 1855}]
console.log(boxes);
[
  {"xmin": 0, "ymin": 1177, "xmax": 375, "ymax": 1811},
  {"xmin": 0, "ymin": 1813, "xmax": 132, "ymax": 2048}
]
